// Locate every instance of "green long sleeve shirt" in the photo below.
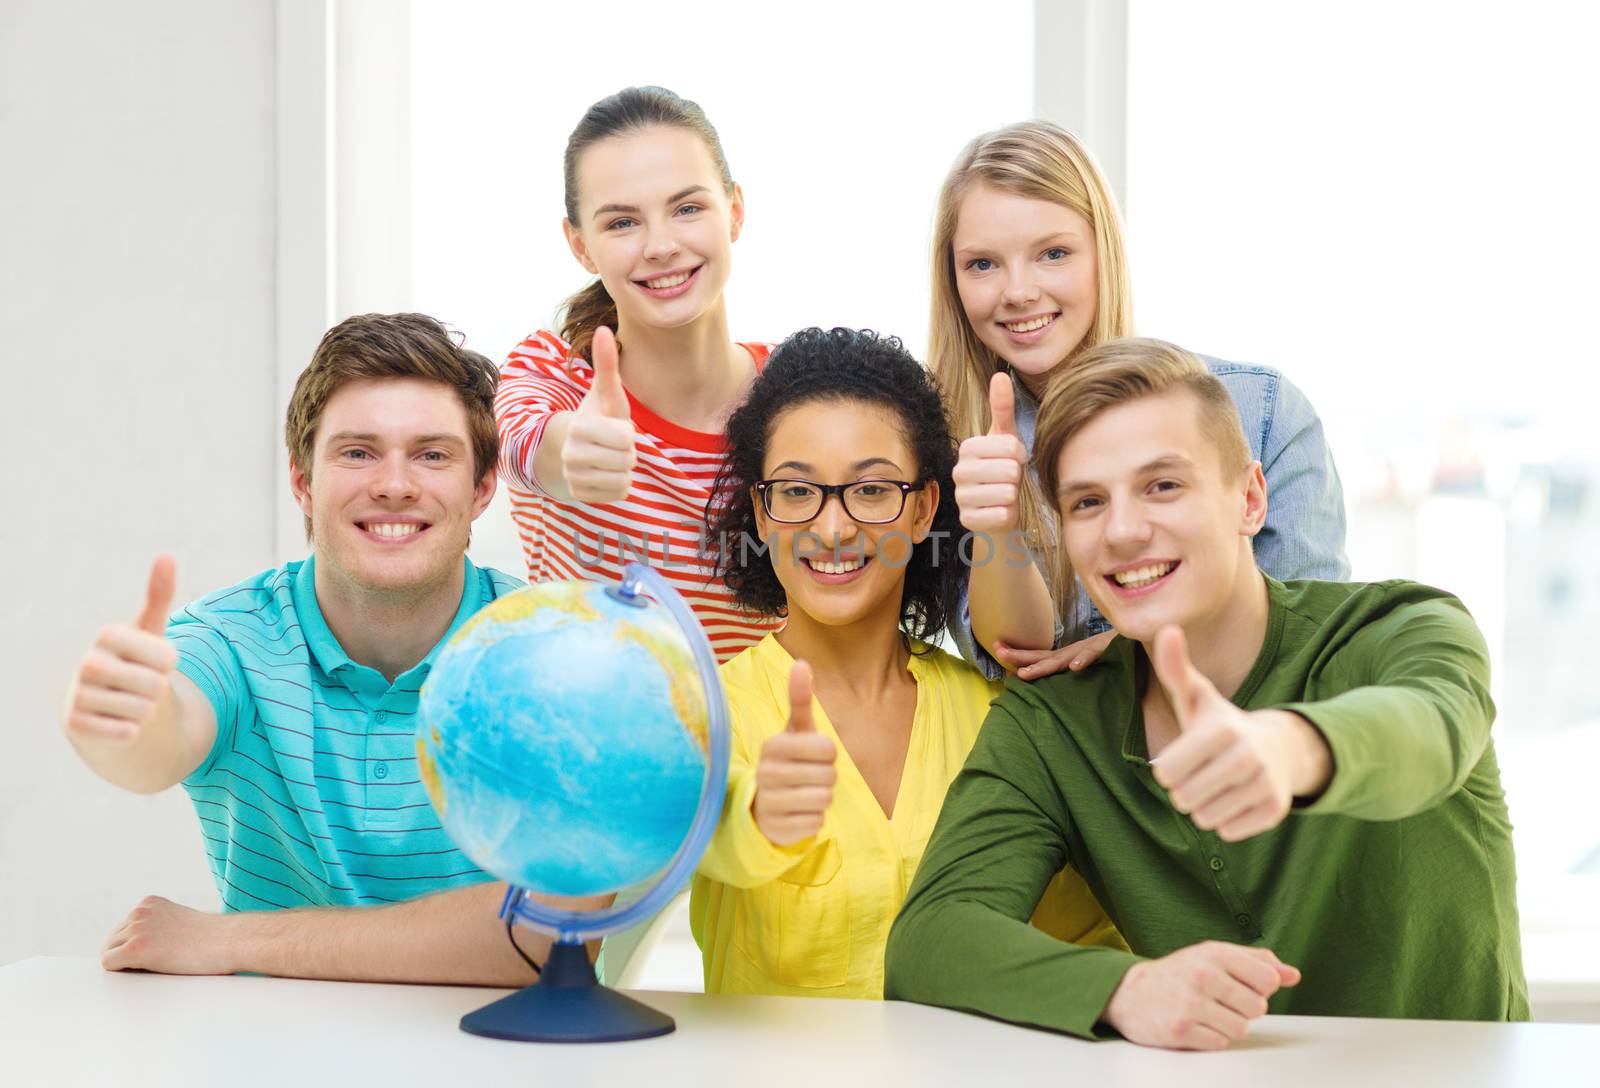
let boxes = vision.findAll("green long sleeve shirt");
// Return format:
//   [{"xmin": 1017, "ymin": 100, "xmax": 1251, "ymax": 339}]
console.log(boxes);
[{"xmin": 885, "ymin": 577, "xmax": 1527, "ymax": 1038}]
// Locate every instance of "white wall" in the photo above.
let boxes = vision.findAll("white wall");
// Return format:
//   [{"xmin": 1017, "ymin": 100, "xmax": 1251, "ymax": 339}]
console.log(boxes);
[{"xmin": 0, "ymin": 1, "xmax": 279, "ymax": 964}]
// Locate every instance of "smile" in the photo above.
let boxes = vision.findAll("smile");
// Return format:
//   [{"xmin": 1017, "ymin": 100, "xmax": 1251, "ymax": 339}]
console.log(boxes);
[
  {"xmin": 635, "ymin": 266, "xmax": 702, "ymax": 296},
  {"xmin": 804, "ymin": 555, "xmax": 867, "ymax": 574},
  {"xmin": 1001, "ymin": 313, "xmax": 1058, "ymax": 334},
  {"xmin": 800, "ymin": 554, "xmax": 872, "ymax": 583},
  {"xmin": 358, "ymin": 520, "xmax": 429, "ymax": 541},
  {"xmin": 1104, "ymin": 560, "xmax": 1179, "ymax": 596}
]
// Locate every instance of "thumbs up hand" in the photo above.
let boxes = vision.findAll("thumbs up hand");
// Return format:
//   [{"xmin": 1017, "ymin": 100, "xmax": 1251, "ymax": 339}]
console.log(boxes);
[
  {"xmin": 752, "ymin": 660, "xmax": 839, "ymax": 847},
  {"xmin": 1148, "ymin": 626, "xmax": 1332, "ymax": 842},
  {"xmin": 65, "ymin": 556, "xmax": 181, "ymax": 742},
  {"xmin": 562, "ymin": 325, "xmax": 638, "ymax": 503},
  {"xmin": 953, "ymin": 371, "xmax": 1029, "ymax": 534}
]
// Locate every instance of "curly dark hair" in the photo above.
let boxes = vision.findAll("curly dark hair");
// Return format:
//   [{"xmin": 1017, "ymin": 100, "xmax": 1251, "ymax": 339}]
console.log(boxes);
[{"xmin": 705, "ymin": 327, "xmax": 963, "ymax": 646}]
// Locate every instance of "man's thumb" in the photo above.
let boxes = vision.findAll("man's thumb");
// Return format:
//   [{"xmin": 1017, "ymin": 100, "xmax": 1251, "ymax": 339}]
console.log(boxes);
[
  {"xmin": 786, "ymin": 659, "xmax": 816, "ymax": 733},
  {"xmin": 987, "ymin": 372, "xmax": 1018, "ymax": 438},
  {"xmin": 587, "ymin": 325, "xmax": 629, "ymax": 419},
  {"xmin": 1151, "ymin": 625, "xmax": 1209, "ymax": 726},
  {"xmin": 135, "ymin": 555, "xmax": 177, "ymax": 635}
]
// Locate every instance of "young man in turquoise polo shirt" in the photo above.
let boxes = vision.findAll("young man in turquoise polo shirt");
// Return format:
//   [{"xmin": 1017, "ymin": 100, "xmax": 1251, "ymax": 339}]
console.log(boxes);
[
  {"xmin": 63, "ymin": 313, "xmax": 589, "ymax": 983},
  {"xmin": 885, "ymin": 338, "xmax": 1525, "ymax": 1049}
]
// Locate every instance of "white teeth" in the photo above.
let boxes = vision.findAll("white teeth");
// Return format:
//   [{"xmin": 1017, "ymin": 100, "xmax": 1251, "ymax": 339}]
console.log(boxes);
[
  {"xmin": 645, "ymin": 270, "xmax": 692, "ymax": 289},
  {"xmin": 1003, "ymin": 314, "xmax": 1056, "ymax": 333},
  {"xmin": 368, "ymin": 523, "xmax": 420, "ymax": 539},
  {"xmin": 806, "ymin": 557, "xmax": 865, "ymax": 575},
  {"xmin": 1113, "ymin": 562, "xmax": 1174, "ymax": 587}
]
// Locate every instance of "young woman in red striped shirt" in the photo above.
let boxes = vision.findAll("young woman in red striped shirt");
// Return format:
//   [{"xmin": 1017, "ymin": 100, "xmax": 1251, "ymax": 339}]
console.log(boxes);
[{"xmin": 496, "ymin": 87, "xmax": 779, "ymax": 660}]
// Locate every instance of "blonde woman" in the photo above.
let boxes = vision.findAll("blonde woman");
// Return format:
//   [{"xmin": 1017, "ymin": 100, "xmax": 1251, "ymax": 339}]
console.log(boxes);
[{"xmin": 929, "ymin": 122, "xmax": 1348, "ymax": 679}]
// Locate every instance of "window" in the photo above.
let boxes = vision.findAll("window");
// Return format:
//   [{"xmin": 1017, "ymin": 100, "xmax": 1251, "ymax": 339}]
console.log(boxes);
[{"xmin": 1123, "ymin": 2, "xmax": 1600, "ymax": 927}]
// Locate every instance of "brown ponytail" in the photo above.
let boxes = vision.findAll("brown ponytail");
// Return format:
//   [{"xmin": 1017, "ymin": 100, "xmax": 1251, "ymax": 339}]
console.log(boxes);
[
  {"xmin": 559, "ymin": 279, "xmax": 618, "ymax": 362},
  {"xmin": 559, "ymin": 86, "xmax": 734, "ymax": 360}
]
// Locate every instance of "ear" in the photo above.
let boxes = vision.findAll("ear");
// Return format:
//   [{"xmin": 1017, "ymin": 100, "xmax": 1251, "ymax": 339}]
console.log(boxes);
[
  {"xmin": 751, "ymin": 483, "xmax": 771, "ymax": 537},
  {"xmin": 563, "ymin": 217, "xmax": 598, "ymax": 275},
  {"xmin": 909, "ymin": 480, "xmax": 939, "ymax": 543},
  {"xmin": 1239, "ymin": 461, "xmax": 1268, "ymax": 538},
  {"xmin": 289, "ymin": 455, "xmax": 314, "ymax": 523},
  {"xmin": 469, "ymin": 466, "xmax": 498, "ymax": 522},
  {"xmin": 727, "ymin": 183, "xmax": 745, "ymax": 243}
]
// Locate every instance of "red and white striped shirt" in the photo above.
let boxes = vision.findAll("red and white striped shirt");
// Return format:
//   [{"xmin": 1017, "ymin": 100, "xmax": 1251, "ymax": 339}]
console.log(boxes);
[{"xmin": 496, "ymin": 329, "xmax": 782, "ymax": 662}]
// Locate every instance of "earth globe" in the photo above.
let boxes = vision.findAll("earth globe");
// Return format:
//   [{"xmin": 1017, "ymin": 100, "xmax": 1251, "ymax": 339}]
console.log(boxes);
[{"xmin": 417, "ymin": 563, "xmax": 729, "ymax": 1043}]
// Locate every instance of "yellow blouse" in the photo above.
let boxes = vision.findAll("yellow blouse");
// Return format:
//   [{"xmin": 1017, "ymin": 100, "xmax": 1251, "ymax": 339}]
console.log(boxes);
[{"xmin": 690, "ymin": 634, "xmax": 1123, "ymax": 998}]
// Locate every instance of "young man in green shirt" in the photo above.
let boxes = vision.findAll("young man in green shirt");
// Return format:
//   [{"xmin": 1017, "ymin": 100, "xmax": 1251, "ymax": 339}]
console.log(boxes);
[{"xmin": 885, "ymin": 338, "xmax": 1526, "ymax": 1049}]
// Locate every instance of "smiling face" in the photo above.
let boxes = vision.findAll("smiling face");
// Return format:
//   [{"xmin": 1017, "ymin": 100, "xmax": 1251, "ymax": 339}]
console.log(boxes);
[
  {"xmin": 1053, "ymin": 390, "xmax": 1266, "ymax": 643},
  {"xmin": 753, "ymin": 399, "xmax": 938, "ymax": 634},
  {"xmin": 290, "ymin": 377, "xmax": 496, "ymax": 599},
  {"xmin": 952, "ymin": 183, "xmax": 1099, "ymax": 394},
  {"xmin": 563, "ymin": 124, "xmax": 743, "ymax": 335}
]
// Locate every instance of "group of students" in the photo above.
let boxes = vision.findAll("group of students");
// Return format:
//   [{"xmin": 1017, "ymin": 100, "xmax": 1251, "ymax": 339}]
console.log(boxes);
[{"xmin": 62, "ymin": 86, "xmax": 1525, "ymax": 1052}]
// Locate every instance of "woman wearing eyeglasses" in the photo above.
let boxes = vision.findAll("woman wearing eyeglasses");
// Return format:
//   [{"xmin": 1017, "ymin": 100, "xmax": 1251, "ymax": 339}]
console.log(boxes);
[{"xmin": 689, "ymin": 327, "xmax": 1122, "ymax": 998}]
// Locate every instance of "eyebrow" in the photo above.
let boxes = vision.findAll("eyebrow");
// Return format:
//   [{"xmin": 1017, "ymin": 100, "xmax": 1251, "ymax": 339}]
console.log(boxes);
[
  {"xmin": 592, "ymin": 185, "xmax": 713, "ymax": 221},
  {"xmin": 770, "ymin": 457, "xmax": 906, "ymax": 475},
  {"xmin": 954, "ymin": 230, "xmax": 1085, "ymax": 258},
  {"xmin": 1057, "ymin": 454, "xmax": 1195, "ymax": 495},
  {"xmin": 323, "ymin": 431, "xmax": 467, "ymax": 448}
]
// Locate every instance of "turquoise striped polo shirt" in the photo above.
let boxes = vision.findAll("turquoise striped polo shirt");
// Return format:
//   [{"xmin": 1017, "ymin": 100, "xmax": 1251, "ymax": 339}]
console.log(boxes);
[{"xmin": 170, "ymin": 555, "xmax": 524, "ymax": 911}]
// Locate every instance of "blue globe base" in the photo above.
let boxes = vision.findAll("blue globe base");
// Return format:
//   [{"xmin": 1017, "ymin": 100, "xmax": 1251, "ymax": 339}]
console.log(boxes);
[{"xmin": 459, "ymin": 940, "xmax": 675, "ymax": 1044}]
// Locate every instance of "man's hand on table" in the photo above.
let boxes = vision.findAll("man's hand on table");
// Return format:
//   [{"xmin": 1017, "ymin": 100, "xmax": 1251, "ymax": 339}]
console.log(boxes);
[
  {"xmin": 101, "ymin": 895, "xmax": 239, "ymax": 975},
  {"xmin": 1101, "ymin": 941, "xmax": 1301, "ymax": 1050}
]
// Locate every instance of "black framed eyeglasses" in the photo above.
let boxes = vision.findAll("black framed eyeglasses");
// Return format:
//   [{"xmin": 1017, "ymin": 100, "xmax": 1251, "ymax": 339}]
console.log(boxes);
[{"xmin": 754, "ymin": 478, "xmax": 927, "ymax": 525}]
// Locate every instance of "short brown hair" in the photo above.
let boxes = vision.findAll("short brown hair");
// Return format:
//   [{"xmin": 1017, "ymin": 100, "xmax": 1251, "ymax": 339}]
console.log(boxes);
[
  {"xmin": 285, "ymin": 313, "xmax": 499, "ymax": 538},
  {"xmin": 1033, "ymin": 337, "xmax": 1251, "ymax": 632}
]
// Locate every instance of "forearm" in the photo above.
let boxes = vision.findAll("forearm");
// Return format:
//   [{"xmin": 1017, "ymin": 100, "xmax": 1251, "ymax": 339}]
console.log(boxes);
[
  {"xmin": 529, "ymin": 411, "xmax": 577, "ymax": 500},
  {"xmin": 1289, "ymin": 683, "xmax": 1491, "ymax": 820},
  {"xmin": 1291, "ymin": 599, "xmax": 1494, "ymax": 821},
  {"xmin": 223, "ymin": 882, "xmax": 604, "ymax": 986},
  {"xmin": 885, "ymin": 894, "xmax": 1139, "ymax": 1038},
  {"xmin": 887, "ymin": 706, "xmax": 1139, "ymax": 1035},
  {"xmin": 966, "ymin": 535, "xmax": 1055, "ymax": 660},
  {"xmin": 1272, "ymin": 709, "xmax": 1334, "ymax": 800}
]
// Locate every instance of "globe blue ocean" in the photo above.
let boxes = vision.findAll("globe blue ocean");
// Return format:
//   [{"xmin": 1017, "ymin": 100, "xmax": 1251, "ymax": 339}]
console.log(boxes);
[{"xmin": 418, "ymin": 580, "xmax": 709, "ymax": 898}]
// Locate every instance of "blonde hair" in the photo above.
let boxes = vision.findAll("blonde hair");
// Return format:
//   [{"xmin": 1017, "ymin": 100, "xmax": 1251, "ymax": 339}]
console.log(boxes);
[
  {"xmin": 928, "ymin": 121, "xmax": 1134, "ymax": 550},
  {"xmin": 1032, "ymin": 337, "xmax": 1251, "ymax": 631}
]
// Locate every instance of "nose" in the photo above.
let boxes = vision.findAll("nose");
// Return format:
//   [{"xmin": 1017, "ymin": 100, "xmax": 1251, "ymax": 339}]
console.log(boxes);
[
  {"xmin": 1102, "ymin": 495, "xmax": 1152, "ymax": 551},
  {"xmin": 371, "ymin": 452, "xmax": 421, "ymax": 503},
  {"xmin": 1000, "ymin": 264, "xmax": 1041, "ymax": 309},
  {"xmin": 642, "ymin": 222, "xmax": 680, "ymax": 263},
  {"xmin": 806, "ymin": 491, "xmax": 860, "ymax": 552}
]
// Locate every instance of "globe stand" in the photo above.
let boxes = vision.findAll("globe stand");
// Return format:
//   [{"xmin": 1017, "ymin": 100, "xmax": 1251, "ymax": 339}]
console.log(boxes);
[
  {"xmin": 425, "ymin": 564, "xmax": 729, "ymax": 1047},
  {"xmin": 460, "ymin": 939, "xmax": 674, "ymax": 1044}
]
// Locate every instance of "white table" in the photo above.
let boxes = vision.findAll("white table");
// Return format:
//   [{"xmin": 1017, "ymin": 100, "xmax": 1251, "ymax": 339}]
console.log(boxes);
[{"xmin": 3, "ymin": 957, "xmax": 1597, "ymax": 1086}]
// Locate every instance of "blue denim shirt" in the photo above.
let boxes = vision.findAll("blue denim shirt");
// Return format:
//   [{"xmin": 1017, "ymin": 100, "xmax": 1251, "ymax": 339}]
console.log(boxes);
[{"xmin": 950, "ymin": 356, "xmax": 1350, "ymax": 679}]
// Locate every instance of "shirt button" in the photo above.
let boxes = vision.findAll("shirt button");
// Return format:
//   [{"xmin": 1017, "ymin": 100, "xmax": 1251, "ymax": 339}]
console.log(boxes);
[
  {"xmin": 374, "ymin": 711, "xmax": 388, "ymax": 724},
  {"xmin": 1209, "ymin": 856, "xmax": 1225, "ymax": 872},
  {"xmin": 374, "ymin": 762, "xmax": 389, "ymax": 779},
  {"xmin": 1236, "ymin": 912, "xmax": 1252, "ymax": 928}
]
